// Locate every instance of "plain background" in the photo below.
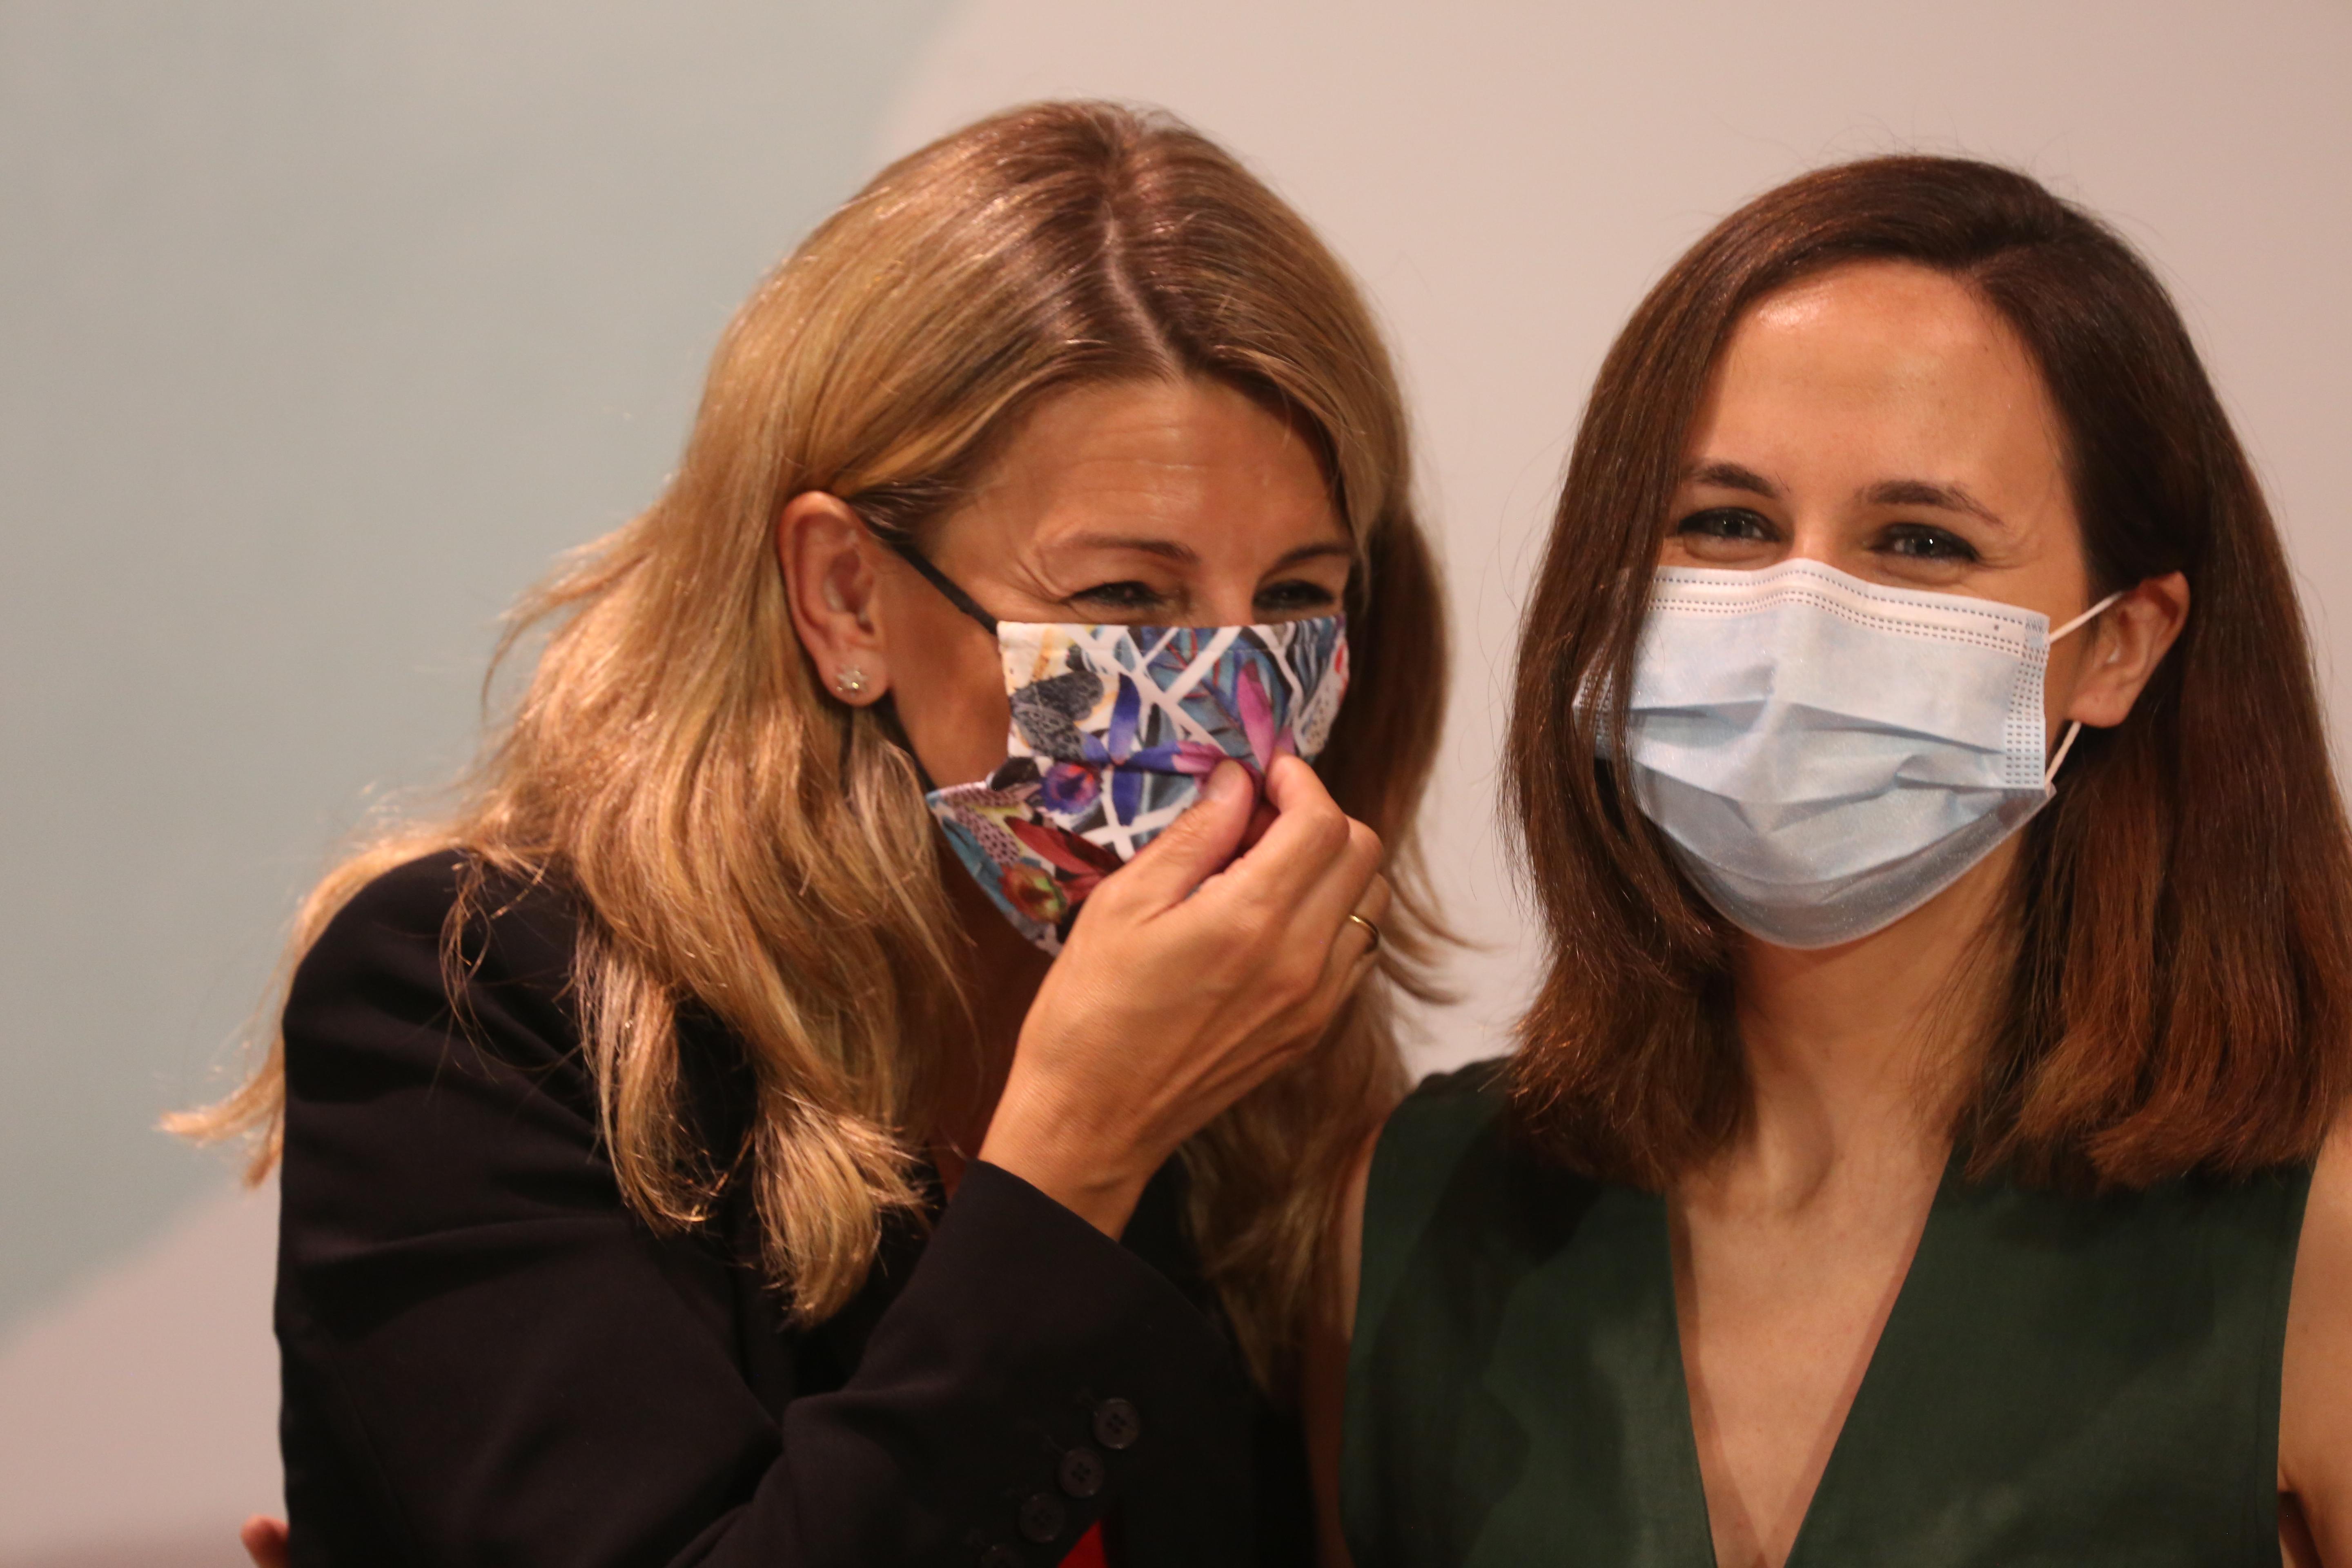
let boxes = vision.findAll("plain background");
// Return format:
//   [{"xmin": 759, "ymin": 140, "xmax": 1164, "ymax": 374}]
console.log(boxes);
[{"xmin": 2, "ymin": 1, "xmax": 2346, "ymax": 1559}]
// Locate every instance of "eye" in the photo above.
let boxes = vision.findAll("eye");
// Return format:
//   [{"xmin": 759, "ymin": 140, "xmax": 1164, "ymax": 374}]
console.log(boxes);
[
  {"xmin": 1673, "ymin": 506, "xmax": 1777, "ymax": 543},
  {"xmin": 1876, "ymin": 523, "xmax": 1980, "ymax": 563},
  {"xmin": 1068, "ymin": 580, "xmax": 1169, "ymax": 615},
  {"xmin": 1252, "ymin": 578, "xmax": 1340, "ymax": 618}
]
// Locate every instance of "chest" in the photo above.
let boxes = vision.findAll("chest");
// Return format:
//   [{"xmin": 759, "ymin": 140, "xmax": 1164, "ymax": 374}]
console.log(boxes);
[
  {"xmin": 1345, "ymin": 1148, "xmax": 2310, "ymax": 1568},
  {"xmin": 1669, "ymin": 1198, "xmax": 1933, "ymax": 1568}
]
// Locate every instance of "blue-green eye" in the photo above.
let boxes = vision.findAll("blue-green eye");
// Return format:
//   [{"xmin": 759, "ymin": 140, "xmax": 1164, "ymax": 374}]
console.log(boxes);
[
  {"xmin": 1675, "ymin": 506, "xmax": 1776, "ymax": 542},
  {"xmin": 1253, "ymin": 579, "xmax": 1339, "ymax": 617},
  {"xmin": 1879, "ymin": 523, "xmax": 1980, "ymax": 562},
  {"xmin": 1071, "ymin": 581, "xmax": 1167, "ymax": 612}
]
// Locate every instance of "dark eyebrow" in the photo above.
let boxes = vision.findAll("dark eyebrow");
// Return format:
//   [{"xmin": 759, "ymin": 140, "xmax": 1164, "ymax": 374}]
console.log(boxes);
[
  {"xmin": 1864, "ymin": 479, "xmax": 2005, "ymax": 526},
  {"xmin": 1684, "ymin": 460, "xmax": 1780, "ymax": 497},
  {"xmin": 1684, "ymin": 463, "xmax": 2006, "ymax": 528}
]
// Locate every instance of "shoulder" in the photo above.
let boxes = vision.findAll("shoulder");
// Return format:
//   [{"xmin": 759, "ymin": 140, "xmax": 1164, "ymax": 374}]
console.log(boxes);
[
  {"xmin": 277, "ymin": 852, "xmax": 637, "ymax": 1252},
  {"xmin": 2282, "ymin": 1117, "xmax": 2352, "ymax": 1543},
  {"xmin": 284, "ymin": 849, "xmax": 587, "ymax": 1099},
  {"xmin": 1368, "ymin": 1057, "xmax": 1513, "ymax": 1183},
  {"xmin": 1354, "ymin": 1060, "xmax": 1517, "ymax": 1281},
  {"xmin": 298, "ymin": 849, "xmax": 577, "ymax": 999},
  {"xmin": 1360, "ymin": 1054, "xmax": 1615, "ymax": 1265},
  {"xmin": 2290, "ymin": 1117, "xmax": 2352, "ymax": 1330}
]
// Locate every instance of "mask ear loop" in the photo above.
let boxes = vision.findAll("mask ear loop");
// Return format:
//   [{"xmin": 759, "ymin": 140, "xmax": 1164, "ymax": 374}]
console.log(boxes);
[
  {"xmin": 866, "ymin": 524, "xmax": 1001, "ymax": 635},
  {"xmin": 2042, "ymin": 589, "xmax": 2127, "ymax": 786},
  {"xmin": 834, "ymin": 512, "xmax": 1000, "ymax": 793}
]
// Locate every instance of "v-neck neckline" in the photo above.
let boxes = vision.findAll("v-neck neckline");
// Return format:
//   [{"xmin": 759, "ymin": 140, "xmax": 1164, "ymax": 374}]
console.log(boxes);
[{"xmin": 1659, "ymin": 1150, "xmax": 1964, "ymax": 1568}]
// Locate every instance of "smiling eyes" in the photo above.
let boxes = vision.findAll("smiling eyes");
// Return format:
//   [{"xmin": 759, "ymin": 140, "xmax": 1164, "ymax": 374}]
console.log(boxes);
[
  {"xmin": 1068, "ymin": 576, "xmax": 1341, "ymax": 619},
  {"xmin": 1675, "ymin": 507, "xmax": 1774, "ymax": 546},
  {"xmin": 1673, "ymin": 506, "xmax": 1982, "ymax": 564}
]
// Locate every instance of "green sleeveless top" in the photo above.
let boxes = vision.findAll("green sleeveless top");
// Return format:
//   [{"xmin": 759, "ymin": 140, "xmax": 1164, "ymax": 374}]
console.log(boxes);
[{"xmin": 1343, "ymin": 1063, "xmax": 2311, "ymax": 1568}]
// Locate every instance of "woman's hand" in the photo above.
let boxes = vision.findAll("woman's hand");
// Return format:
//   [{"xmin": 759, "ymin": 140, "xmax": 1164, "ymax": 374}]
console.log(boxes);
[
  {"xmin": 241, "ymin": 1515, "xmax": 289, "ymax": 1568},
  {"xmin": 979, "ymin": 755, "xmax": 1387, "ymax": 1235}
]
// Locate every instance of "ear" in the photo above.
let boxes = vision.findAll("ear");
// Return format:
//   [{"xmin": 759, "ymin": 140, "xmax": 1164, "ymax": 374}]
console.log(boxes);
[
  {"xmin": 778, "ymin": 492, "xmax": 889, "ymax": 705},
  {"xmin": 2060, "ymin": 570, "xmax": 2191, "ymax": 729}
]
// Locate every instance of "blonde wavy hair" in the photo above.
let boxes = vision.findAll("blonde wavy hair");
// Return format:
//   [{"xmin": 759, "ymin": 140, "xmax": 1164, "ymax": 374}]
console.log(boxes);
[{"xmin": 176, "ymin": 100, "xmax": 1449, "ymax": 1391}]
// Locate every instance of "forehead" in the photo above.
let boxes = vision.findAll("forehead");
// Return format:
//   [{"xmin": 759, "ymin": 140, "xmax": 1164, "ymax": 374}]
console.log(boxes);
[
  {"xmin": 1696, "ymin": 261, "xmax": 2067, "ymax": 484},
  {"xmin": 955, "ymin": 378, "xmax": 1346, "ymax": 548}
]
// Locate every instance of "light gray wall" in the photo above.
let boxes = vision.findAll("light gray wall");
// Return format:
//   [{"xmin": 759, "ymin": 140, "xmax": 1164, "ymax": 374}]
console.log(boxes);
[{"xmin": 0, "ymin": 0, "xmax": 949, "ymax": 1330}]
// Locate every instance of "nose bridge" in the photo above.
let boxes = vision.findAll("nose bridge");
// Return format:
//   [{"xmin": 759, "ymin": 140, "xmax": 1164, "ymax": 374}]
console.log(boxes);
[
  {"xmin": 1781, "ymin": 508, "xmax": 1849, "ymax": 568},
  {"xmin": 1189, "ymin": 552, "xmax": 1277, "ymax": 626},
  {"xmin": 1196, "ymin": 582, "xmax": 1264, "ymax": 626}
]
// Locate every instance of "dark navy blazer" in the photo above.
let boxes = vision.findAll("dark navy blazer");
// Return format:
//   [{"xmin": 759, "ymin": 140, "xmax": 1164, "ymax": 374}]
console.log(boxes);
[{"xmin": 274, "ymin": 852, "xmax": 1311, "ymax": 1566}]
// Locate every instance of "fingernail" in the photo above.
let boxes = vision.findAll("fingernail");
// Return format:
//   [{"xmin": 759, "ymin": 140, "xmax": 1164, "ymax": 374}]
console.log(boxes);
[{"xmin": 1205, "ymin": 761, "xmax": 1247, "ymax": 802}]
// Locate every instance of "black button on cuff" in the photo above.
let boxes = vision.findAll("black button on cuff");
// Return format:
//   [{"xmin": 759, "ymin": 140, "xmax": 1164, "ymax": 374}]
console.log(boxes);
[
  {"xmin": 1092, "ymin": 1396, "xmax": 1142, "ymax": 1450},
  {"xmin": 1058, "ymin": 1443, "xmax": 1107, "ymax": 1498},
  {"xmin": 1018, "ymin": 1490, "xmax": 1067, "ymax": 1544}
]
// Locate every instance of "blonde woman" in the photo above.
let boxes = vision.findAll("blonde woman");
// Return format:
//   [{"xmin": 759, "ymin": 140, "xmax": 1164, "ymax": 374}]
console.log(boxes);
[{"xmin": 189, "ymin": 101, "xmax": 1447, "ymax": 1568}]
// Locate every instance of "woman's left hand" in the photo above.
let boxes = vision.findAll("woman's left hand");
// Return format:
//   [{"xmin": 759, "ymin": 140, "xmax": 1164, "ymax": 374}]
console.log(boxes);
[
  {"xmin": 240, "ymin": 1515, "xmax": 289, "ymax": 1568},
  {"xmin": 979, "ymin": 756, "xmax": 1386, "ymax": 1235}
]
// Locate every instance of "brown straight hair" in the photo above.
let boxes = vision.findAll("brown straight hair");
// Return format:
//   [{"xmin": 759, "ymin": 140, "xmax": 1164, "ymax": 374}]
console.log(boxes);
[
  {"xmin": 1505, "ymin": 155, "xmax": 2352, "ymax": 1191},
  {"xmin": 176, "ymin": 101, "xmax": 1447, "ymax": 1391}
]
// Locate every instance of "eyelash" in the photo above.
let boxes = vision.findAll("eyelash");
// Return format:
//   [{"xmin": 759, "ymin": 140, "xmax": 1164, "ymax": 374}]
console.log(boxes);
[
  {"xmin": 1878, "ymin": 522, "xmax": 1980, "ymax": 562},
  {"xmin": 1672, "ymin": 508, "xmax": 1982, "ymax": 564},
  {"xmin": 1256, "ymin": 579, "xmax": 1339, "ymax": 612},
  {"xmin": 1069, "ymin": 578, "xmax": 1339, "ymax": 616},
  {"xmin": 1675, "ymin": 507, "xmax": 1776, "ymax": 543},
  {"xmin": 1070, "ymin": 581, "xmax": 1164, "ymax": 611}
]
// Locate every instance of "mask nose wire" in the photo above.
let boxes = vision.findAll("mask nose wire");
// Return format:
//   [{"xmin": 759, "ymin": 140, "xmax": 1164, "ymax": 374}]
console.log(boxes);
[{"xmin": 2042, "ymin": 589, "xmax": 2128, "ymax": 786}]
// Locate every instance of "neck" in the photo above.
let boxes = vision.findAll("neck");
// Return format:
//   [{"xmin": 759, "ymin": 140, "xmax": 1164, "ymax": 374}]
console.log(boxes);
[
  {"xmin": 933, "ymin": 855, "xmax": 1054, "ymax": 1163},
  {"xmin": 1710, "ymin": 840, "xmax": 2019, "ymax": 1207}
]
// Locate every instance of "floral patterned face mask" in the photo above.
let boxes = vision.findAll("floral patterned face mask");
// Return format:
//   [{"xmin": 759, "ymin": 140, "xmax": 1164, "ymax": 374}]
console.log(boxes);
[{"xmin": 879, "ymin": 536, "xmax": 1350, "ymax": 954}]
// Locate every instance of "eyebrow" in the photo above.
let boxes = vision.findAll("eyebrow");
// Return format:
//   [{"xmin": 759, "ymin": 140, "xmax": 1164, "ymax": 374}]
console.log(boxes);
[
  {"xmin": 1270, "ymin": 540, "xmax": 1358, "ymax": 570},
  {"xmin": 1057, "ymin": 532, "xmax": 1198, "ymax": 564},
  {"xmin": 1683, "ymin": 462, "xmax": 2007, "ymax": 526},
  {"xmin": 1684, "ymin": 460, "xmax": 1780, "ymax": 497},
  {"xmin": 1863, "ymin": 479, "xmax": 2006, "ymax": 526},
  {"xmin": 1054, "ymin": 534, "xmax": 1357, "ymax": 570}
]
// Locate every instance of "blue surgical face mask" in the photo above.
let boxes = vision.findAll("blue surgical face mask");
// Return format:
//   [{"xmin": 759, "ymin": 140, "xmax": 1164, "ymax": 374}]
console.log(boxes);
[
  {"xmin": 875, "ymin": 535, "xmax": 1349, "ymax": 954},
  {"xmin": 1619, "ymin": 557, "xmax": 2119, "ymax": 949}
]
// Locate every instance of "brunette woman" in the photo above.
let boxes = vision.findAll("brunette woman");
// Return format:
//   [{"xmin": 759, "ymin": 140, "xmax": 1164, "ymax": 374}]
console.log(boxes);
[
  {"xmin": 1315, "ymin": 156, "xmax": 2352, "ymax": 1565},
  {"xmin": 185, "ymin": 100, "xmax": 1448, "ymax": 1567}
]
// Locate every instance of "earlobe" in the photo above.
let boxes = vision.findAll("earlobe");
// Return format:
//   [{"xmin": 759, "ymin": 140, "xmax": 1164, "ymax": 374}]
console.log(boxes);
[{"xmin": 779, "ymin": 491, "xmax": 891, "ymax": 704}]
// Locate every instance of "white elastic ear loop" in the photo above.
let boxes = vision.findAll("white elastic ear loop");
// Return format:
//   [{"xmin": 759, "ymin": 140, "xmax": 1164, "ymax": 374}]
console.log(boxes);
[
  {"xmin": 2049, "ymin": 589, "xmax": 2125, "ymax": 645},
  {"xmin": 2043, "ymin": 722, "xmax": 2085, "ymax": 785},
  {"xmin": 2043, "ymin": 589, "xmax": 2127, "ymax": 785}
]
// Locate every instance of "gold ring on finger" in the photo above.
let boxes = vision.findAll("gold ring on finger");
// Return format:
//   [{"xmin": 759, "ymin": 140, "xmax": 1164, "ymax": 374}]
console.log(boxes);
[{"xmin": 1347, "ymin": 912, "xmax": 1382, "ymax": 953}]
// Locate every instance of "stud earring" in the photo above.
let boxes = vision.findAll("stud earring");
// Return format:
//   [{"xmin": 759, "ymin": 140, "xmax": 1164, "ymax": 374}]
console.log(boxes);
[{"xmin": 833, "ymin": 666, "xmax": 867, "ymax": 698}]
